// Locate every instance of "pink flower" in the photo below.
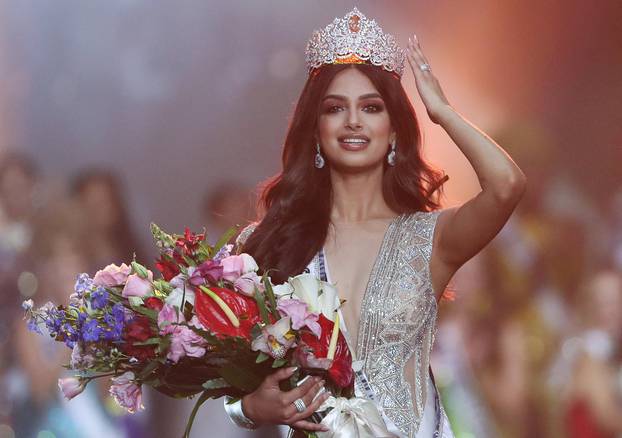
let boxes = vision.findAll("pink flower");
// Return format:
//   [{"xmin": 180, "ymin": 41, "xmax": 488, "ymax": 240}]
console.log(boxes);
[
  {"xmin": 158, "ymin": 305, "xmax": 208, "ymax": 363},
  {"xmin": 93, "ymin": 263, "xmax": 131, "ymax": 287},
  {"xmin": 277, "ymin": 298, "xmax": 321, "ymax": 337},
  {"xmin": 233, "ymin": 272, "xmax": 264, "ymax": 297},
  {"xmin": 121, "ymin": 271, "xmax": 153, "ymax": 298},
  {"xmin": 58, "ymin": 377, "xmax": 86, "ymax": 400},
  {"xmin": 109, "ymin": 371, "xmax": 143, "ymax": 413},
  {"xmin": 221, "ymin": 254, "xmax": 258, "ymax": 282},
  {"xmin": 166, "ymin": 325, "xmax": 208, "ymax": 363}
]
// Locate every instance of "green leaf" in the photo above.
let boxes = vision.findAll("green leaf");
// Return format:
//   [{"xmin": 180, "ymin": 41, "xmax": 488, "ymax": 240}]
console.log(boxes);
[
  {"xmin": 181, "ymin": 254, "xmax": 196, "ymax": 267},
  {"xmin": 131, "ymin": 261, "xmax": 150, "ymax": 279},
  {"xmin": 128, "ymin": 296, "xmax": 144, "ymax": 307},
  {"xmin": 202, "ymin": 378, "xmax": 230, "ymax": 390},
  {"xmin": 255, "ymin": 352, "xmax": 270, "ymax": 364},
  {"xmin": 132, "ymin": 337, "xmax": 162, "ymax": 346},
  {"xmin": 217, "ymin": 363, "xmax": 262, "ymax": 392},
  {"xmin": 263, "ymin": 276, "xmax": 280, "ymax": 320},
  {"xmin": 213, "ymin": 226, "xmax": 237, "ymax": 255},
  {"xmin": 272, "ymin": 358, "xmax": 287, "ymax": 368},
  {"xmin": 254, "ymin": 288, "xmax": 271, "ymax": 325}
]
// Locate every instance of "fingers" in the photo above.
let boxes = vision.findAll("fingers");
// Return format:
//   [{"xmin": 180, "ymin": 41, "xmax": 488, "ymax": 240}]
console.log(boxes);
[
  {"xmin": 265, "ymin": 366, "xmax": 297, "ymax": 387},
  {"xmin": 288, "ymin": 387, "xmax": 330, "ymax": 424},
  {"xmin": 283, "ymin": 378, "xmax": 325, "ymax": 418},
  {"xmin": 283, "ymin": 375, "xmax": 321, "ymax": 404},
  {"xmin": 407, "ymin": 34, "xmax": 431, "ymax": 75},
  {"xmin": 291, "ymin": 419, "xmax": 330, "ymax": 433}
]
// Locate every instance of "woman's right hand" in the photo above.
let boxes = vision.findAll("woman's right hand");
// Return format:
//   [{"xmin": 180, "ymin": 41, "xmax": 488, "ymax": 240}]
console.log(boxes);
[{"xmin": 241, "ymin": 367, "xmax": 330, "ymax": 432}]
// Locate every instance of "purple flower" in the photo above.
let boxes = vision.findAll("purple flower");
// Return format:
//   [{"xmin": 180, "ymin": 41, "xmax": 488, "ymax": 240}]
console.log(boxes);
[
  {"xmin": 109, "ymin": 371, "xmax": 143, "ymax": 413},
  {"xmin": 188, "ymin": 260, "xmax": 223, "ymax": 286},
  {"xmin": 166, "ymin": 325, "xmax": 208, "ymax": 363},
  {"xmin": 213, "ymin": 244, "xmax": 233, "ymax": 262},
  {"xmin": 277, "ymin": 298, "xmax": 321, "ymax": 337},
  {"xmin": 90, "ymin": 287, "xmax": 109, "ymax": 310},
  {"xmin": 74, "ymin": 273, "xmax": 93, "ymax": 297},
  {"xmin": 233, "ymin": 272, "xmax": 264, "ymax": 297},
  {"xmin": 70, "ymin": 344, "xmax": 95, "ymax": 369},
  {"xmin": 81, "ymin": 319, "xmax": 102, "ymax": 342}
]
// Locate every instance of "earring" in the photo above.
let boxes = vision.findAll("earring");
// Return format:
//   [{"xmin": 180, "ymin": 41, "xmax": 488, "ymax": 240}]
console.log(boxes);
[
  {"xmin": 387, "ymin": 138, "xmax": 396, "ymax": 166},
  {"xmin": 314, "ymin": 142, "xmax": 325, "ymax": 168}
]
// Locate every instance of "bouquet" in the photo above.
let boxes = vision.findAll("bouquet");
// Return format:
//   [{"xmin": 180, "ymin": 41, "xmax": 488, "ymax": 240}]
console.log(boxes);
[{"xmin": 23, "ymin": 224, "xmax": 389, "ymax": 437}]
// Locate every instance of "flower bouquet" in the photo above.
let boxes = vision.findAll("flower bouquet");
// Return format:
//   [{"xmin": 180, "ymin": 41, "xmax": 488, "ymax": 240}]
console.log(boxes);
[{"xmin": 24, "ymin": 224, "xmax": 380, "ymax": 437}]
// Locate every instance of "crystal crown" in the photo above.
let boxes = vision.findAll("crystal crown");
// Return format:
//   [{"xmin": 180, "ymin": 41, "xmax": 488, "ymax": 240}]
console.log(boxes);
[{"xmin": 305, "ymin": 7, "xmax": 405, "ymax": 77}]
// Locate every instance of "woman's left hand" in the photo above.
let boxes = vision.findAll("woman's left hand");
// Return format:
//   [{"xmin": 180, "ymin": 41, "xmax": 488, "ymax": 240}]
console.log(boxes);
[{"xmin": 406, "ymin": 34, "xmax": 451, "ymax": 124}]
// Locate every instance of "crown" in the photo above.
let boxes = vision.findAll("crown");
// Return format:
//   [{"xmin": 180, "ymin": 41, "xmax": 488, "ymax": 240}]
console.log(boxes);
[{"xmin": 305, "ymin": 7, "xmax": 405, "ymax": 77}]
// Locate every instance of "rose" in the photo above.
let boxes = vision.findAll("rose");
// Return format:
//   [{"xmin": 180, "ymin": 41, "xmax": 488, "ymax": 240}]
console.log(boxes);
[
  {"xmin": 122, "ymin": 271, "xmax": 154, "ymax": 298},
  {"xmin": 122, "ymin": 316, "xmax": 157, "ymax": 361},
  {"xmin": 194, "ymin": 287, "xmax": 264, "ymax": 339},
  {"xmin": 233, "ymin": 272, "xmax": 264, "ymax": 297},
  {"xmin": 221, "ymin": 254, "xmax": 259, "ymax": 282},
  {"xmin": 155, "ymin": 256, "xmax": 180, "ymax": 281},
  {"xmin": 109, "ymin": 371, "xmax": 143, "ymax": 413},
  {"xmin": 93, "ymin": 263, "xmax": 131, "ymax": 287},
  {"xmin": 277, "ymin": 298, "xmax": 321, "ymax": 337},
  {"xmin": 58, "ymin": 377, "xmax": 86, "ymax": 400},
  {"xmin": 298, "ymin": 314, "xmax": 353, "ymax": 388}
]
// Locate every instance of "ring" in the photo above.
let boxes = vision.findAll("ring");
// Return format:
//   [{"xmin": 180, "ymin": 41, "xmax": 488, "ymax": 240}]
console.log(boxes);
[
  {"xmin": 419, "ymin": 63, "xmax": 431, "ymax": 72},
  {"xmin": 293, "ymin": 398, "xmax": 306, "ymax": 413}
]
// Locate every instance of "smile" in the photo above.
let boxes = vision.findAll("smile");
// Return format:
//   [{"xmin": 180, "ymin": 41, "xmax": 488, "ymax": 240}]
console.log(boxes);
[{"xmin": 338, "ymin": 135, "xmax": 370, "ymax": 151}]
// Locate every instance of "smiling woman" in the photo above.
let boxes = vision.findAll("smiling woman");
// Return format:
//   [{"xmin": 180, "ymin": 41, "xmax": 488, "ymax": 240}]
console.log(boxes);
[{"xmin": 223, "ymin": 7, "xmax": 525, "ymax": 438}]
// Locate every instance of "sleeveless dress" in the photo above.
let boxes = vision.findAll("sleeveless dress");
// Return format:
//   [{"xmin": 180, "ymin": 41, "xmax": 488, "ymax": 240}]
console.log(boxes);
[{"xmin": 237, "ymin": 211, "xmax": 455, "ymax": 437}]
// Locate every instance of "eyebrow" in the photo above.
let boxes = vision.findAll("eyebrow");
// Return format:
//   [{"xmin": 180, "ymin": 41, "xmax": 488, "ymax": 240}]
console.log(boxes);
[{"xmin": 321, "ymin": 93, "xmax": 383, "ymax": 102}]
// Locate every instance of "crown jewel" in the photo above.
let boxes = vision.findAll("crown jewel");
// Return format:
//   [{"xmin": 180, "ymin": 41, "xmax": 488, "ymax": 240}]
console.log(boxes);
[{"xmin": 305, "ymin": 8, "xmax": 405, "ymax": 77}]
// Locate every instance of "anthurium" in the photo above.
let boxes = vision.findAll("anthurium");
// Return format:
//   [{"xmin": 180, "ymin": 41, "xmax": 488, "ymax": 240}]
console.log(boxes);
[
  {"xmin": 298, "ymin": 314, "xmax": 353, "ymax": 388},
  {"xmin": 194, "ymin": 286, "xmax": 264, "ymax": 340}
]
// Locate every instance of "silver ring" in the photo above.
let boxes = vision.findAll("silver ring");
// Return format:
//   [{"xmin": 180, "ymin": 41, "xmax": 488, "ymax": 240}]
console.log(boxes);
[
  {"xmin": 293, "ymin": 398, "xmax": 306, "ymax": 413},
  {"xmin": 419, "ymin": 63, "xmax": 431, "ymax": 72}
]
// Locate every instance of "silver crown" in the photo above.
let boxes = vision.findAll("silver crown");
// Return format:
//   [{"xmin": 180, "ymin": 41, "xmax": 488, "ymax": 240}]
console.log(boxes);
[{"xmin": 305, "ymin": 7, "xmax": 405, "ymax": 77}]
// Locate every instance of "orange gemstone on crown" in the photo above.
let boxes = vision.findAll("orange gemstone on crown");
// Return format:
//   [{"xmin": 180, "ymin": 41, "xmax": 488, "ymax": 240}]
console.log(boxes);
[{"xmin": 348, "ymin": 15, "xmax": 361, "ymax": 33}]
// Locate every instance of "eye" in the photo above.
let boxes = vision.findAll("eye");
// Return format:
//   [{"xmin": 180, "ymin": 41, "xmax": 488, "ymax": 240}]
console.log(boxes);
[
  {"xmin": 363, "ymin": 103, "xmax": 385, "ymax": 113},
  {"xmin": 323, "ymin": 104, "xmax": 343, "ymax": 114}
]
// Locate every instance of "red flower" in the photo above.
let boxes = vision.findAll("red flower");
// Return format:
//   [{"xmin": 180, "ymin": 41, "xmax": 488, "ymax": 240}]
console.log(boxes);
[
  {"xmin": 122, "ymin": 316, "xmax": 157, "ymax": 361},
  {"xmin": 298, "ymin": 314, "xmax": 353, "ymax": 388},
  {"xmin": 144, "ymin": 297, "xmax": 164, "ymax": 312},
  {"xmin": 194, "ymin": 286, "xmax": 264, "ymax": 340},
  {"xmin": 155, "ymin": 256, "xmax": 180, "ymax": 281},
  {"xmin": 175, "ymin": 228, "xmax": 205, "ymax": 257}
]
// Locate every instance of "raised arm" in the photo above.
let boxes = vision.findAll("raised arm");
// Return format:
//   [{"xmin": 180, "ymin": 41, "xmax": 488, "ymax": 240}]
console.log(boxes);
[{"xmin": 406, "ymin": 35, "xmax": 526, "ymax": 276}]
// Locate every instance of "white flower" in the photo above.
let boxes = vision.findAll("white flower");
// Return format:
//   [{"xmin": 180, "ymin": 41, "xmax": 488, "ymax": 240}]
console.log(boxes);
[
  {"xmin": 240, "ymin": 253, "xmax": 259, "ymax": 273},
  {"xmin": 165, "ymin": 286, "xmax": 195, "ymax": 308},
  {"xmin": 272, "ymin": 282, "xmax": 294, "ymax": 297},
  {"xmin": 22, "ymin": 299, "xmax": 34, "ymax": 311},
  {"xmin": 288, "ymin": 274, "xmax": 340, "ymax": 321}
]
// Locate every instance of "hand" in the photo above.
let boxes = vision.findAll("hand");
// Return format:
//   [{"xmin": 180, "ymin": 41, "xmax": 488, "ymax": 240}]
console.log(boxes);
[
  {"xmin": 406, "ymin": 34, "xmax": 451, "ymax": 124},
  {"xmin": 242, "ymin": 367, "xmax": 330, "ymax": 432}
]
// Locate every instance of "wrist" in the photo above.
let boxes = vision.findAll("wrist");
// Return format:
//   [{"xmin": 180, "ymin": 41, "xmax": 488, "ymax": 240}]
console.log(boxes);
[
  {"xmin": 241, "ymin": 394, "xmax": 259, "ymax": 424},
  {"xmin": 430, "ymin": 104, "xmax": 455, "ymax": 125}
]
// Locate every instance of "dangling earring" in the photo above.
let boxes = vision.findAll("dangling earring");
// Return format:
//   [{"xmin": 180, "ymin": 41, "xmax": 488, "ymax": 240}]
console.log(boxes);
[
  {"xmin": 314, "ymin": 142, "xmax": 325, "ymax": 168},
  {"xmin": 387, "ymin": 138, "xmax": 396, "ymax": 166}
]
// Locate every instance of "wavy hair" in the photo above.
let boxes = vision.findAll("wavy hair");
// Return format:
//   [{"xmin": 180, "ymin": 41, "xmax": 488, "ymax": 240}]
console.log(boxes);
[{"xmin": 244, "ymin": 64, "xmax": 447, "ymax": 283}]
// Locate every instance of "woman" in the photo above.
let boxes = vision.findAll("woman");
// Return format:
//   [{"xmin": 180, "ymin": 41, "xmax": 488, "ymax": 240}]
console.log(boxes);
[{"xmin": 225, "ymin": 8, "xmax": 526, "ymax": 437}]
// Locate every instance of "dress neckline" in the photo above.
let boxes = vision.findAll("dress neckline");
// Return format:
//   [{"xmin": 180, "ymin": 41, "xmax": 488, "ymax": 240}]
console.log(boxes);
[{"xmin": 320, "ymin": 213, "xmax": 403, "ymax": 360}]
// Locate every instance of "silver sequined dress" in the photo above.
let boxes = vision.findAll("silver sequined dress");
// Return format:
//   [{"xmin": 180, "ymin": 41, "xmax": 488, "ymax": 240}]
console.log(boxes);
[{"xmin": 236, "ymin": 211, "xmax": 455, "ymax": 437}]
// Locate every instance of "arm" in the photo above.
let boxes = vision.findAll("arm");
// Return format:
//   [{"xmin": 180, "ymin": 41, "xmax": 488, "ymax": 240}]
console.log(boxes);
[{"xmin": 406, "ymin": 35, "xmax": 526, "ymax": 273}]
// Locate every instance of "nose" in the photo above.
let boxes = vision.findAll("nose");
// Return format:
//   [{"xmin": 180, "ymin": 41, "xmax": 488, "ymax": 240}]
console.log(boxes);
[{"xmin": 345, "ymin": 108, "xmax": 362, "ymax": 130}]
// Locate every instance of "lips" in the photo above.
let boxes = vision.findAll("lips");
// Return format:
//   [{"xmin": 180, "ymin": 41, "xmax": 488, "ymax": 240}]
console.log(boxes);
[{"xmin": 338, "ymin": 134, "xmax": 370, "ymax": 151}]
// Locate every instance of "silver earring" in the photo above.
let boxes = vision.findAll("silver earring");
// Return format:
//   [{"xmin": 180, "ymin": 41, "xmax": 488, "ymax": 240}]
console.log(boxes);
[
  {"xmin": 387, "ymin": 139, "xmax": 396, "ymax": 166},
  {"xmin": 314, "ymin": 142, "xmax": 325, "ymax": 168}
]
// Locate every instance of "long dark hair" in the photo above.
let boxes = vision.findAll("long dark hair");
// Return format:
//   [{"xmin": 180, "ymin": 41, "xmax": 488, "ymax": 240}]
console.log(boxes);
[{"xmin": 244, "ymin": 64, "xmax": 447, "ymax": 283}]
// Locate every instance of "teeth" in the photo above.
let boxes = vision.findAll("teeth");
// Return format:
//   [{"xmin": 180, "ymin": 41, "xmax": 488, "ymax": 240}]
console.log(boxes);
[{"xmin": 342, "ymin": 139, "xmax": 368, "ymax": 143}]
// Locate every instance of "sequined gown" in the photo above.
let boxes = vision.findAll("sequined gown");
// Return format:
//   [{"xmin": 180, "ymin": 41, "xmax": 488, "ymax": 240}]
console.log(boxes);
[{"xmin": 240, "ymin": 211, "xmax": 455, "ymax": 438}]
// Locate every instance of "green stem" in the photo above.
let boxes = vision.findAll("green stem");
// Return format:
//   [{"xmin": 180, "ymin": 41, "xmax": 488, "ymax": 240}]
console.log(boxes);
[
  {"xmin": 182, "ymin": 390, "xmax": 211, "ymax": 438},
  {"xmin": 199, "ymin": 286, "xmax": 240, "ymax": 327}
]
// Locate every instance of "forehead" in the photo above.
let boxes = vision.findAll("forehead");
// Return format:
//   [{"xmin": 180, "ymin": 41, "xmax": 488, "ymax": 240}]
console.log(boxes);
[{"xmin": 324, "ymin": 67, "xmax": 380, "ymax": 98}]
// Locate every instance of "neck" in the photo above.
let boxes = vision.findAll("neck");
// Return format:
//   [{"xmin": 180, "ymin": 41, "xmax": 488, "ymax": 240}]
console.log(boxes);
[{"xmin": 329, "ymin": 165, "xmax": 395, "ymax": 223}]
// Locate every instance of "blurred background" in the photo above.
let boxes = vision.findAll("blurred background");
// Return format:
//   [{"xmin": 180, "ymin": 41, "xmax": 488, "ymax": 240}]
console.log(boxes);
[{"xmin": 1, "ymin": 0, "xmax": 621, "ymax": 437}]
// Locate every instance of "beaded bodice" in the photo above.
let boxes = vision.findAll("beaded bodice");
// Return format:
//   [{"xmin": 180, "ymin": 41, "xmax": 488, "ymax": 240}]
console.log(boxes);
[{"xmin": 237, "ymin": 210, "xmax": 443, "ymax": 437}]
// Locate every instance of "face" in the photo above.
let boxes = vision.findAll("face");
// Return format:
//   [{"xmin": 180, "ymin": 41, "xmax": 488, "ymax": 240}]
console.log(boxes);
[
  {"xmin": 317, "ymin": 67, "xmax": 394, "ymax": 172},
  {"xmin": 79, "ymin": 180, "xmax": 120, "ymax": 230}
]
